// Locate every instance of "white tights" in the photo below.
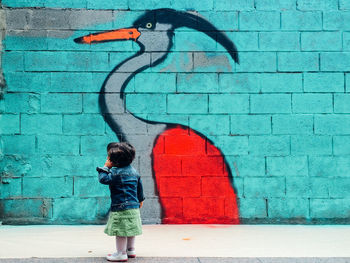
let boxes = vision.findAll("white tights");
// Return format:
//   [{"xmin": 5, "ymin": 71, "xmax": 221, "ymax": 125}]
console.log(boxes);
[{"xmin": 116, "ymin": 236, "xmax": 135, "ymax": 254}]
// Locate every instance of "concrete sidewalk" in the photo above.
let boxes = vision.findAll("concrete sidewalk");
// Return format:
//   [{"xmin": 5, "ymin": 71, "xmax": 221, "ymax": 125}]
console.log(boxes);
[{"xmin": 0, "ymin": 225, "xmax": 350, "ymax": 261}]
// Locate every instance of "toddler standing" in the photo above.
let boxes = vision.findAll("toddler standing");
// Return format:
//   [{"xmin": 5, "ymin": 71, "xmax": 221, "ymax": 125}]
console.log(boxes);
[{"xmin": 97, "ymin": 142, "xmax": 145, "ymax": 262}]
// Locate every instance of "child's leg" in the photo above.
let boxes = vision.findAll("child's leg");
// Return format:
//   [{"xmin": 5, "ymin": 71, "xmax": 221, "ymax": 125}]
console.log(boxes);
[
  {"xmin": 127, "ymin": 236, "xmax": 135, "ymax": 251},
  {"xmin": 116, "ymin": 236, "xmax": 127, "ymax": 254}
]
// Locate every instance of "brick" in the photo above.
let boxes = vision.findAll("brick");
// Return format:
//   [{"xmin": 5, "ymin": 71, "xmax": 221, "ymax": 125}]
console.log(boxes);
[
  {"xmin": 170, "ymin": 0, "xmax": 213, "ymax": 10},
  {"xmin": 189, "ymin": 115, "xmax": 230, "ymax": 136},
  {"xmin": 2, "ymin": 135, "xmax": 36, "ymax": 155},
  {"xmin": 4, "ymin": 35, "xmax": 48, "ymax": 51},
  {"xmin": 108, "ymin": 53, "xmax": 137, "ymax": 69},
  {"xmin": 52, "ymin": 198, "xmax": 99, "ymax": 221},
  {"xmin": 285, "ymin": 177, "xmax": 310, "ymax": 197},
  {"xmin": 140, "ymin": 198, "xmax": 162, "ymax": 224},
  {"xmin": 182, "ymin": 156, "xmax": 224, "ymax": 175},
  {"xmin": 209, "ymin": 94, "xmax": 249, "ymax": 113},
  {"xmin": 278, "ymin": 52, "xmax": 319, "ymax": 72},
  {"xmin": 202, "ymin": 176, "xmax": 236, "ymax": 197},
  {"xmin": 177, "ymin": 73, "xmax": 218, "ymax": 93},
  {"xmin": 41, "ymin": 94, "xmax": 82, "ymax": 113},
  {"xmin": 74, "ymin": 177, "xmax": 109, "ymax": 197},
  {"xmin": 219, "ymin": 73, "xmax": 260, "ymax": 93},
  {"xmin": 238, "ymin": 198, "xmax": 267, "ymax": 218},
  {"xmin": 329, "ymin": 178, "xmax": 350, "ymax": 198},
  {"xmin": 135, "ymin": 73, "xmax": 176, "ymax": 93},
  {"xmin": 217, "ymin": 32, "xmax": 258, "ymax": 52},
  {"xmin": 292, "ymin": 94, "xmax": 332, "ymax": 113},
  {"xmin": 244, "ymin": 177, "xmax": 285, "ymax": 198},
  {"xmin": 0, "ymin": 114, "xmax": 20, "ymax": 134},
  {"xmin": 260, "ymin": 73, "xmax": 302, "ymax": 92},
  {"xmin": 239, "ymin": 11, "xmax": 280, "ymax": 30},
  {"xmin": 226, "ymin": 156, "xmax": 265, "ymax": 177},
  {"xmin": 281, "ymin": 11, "xmax": 322, "ymax": 30},
  {"xmin": 301, "ymin": 32, "xmax": 342, "ymax": 51},
  {"xmin": 63, "ymin": 114, "xmax": 105, "ymax": 135},
  {"xmin": 158, "ymin": 176, "xmax": 201, "ymax": 197},
  {"xmin": 151, "ymin": 52, "xmax": 193, "ymax": 73},
  {"xmin": 347, "ymin": 75, "xmax": 350, "ymax": 92},
  {"xmin": 5, "ymin": 72, "xmax": 51, "ymax": 92},
  {"xmin": 175, "ymin": 31, "xmax": 217, "ymax": 52},
  {"xmin": 183, "ymin": 197, "xmax": 226, "ymax": 219},
  {"xmin": 87, "ymin": 0, "xmax": 127, "ymax": 9},
  {"xmin": 324, "ymin": 11, "xmax": 350, "ymax": 30},
  {"xmin": 259, "ymin": 32, "xmax": 300, "ymax": 51},
  {"xmin": 193, "ymin": 52, "xmax": 236, "ymax": 73},
  {"xmin": 105, "ymin": 114, "xmax": 148, "ymax": 135},
  {"xmin": 5, "ymin": 9, "xmax": 30, "ymax": 30},
  {"xmin": 83, "ymin": 93, "xmax": 102, "ymax": 114},
  {"xmin": 304, "ymin": 73, "xmax": 344, "ymax": 93},
  {"xmin": 168, "ymin": 94, "xmax": 207, "ymax": 114},
  {"xmin": 297, "ymin": 0, "xmax": 338, "ymax": 10},
  {"xmin": 291, "ymin": 136, "xmax": 332, "ymax": 155},
  {"xmin": 0, "ymin": 177, "xmax": 22, "ymax": 199},
  {"xmin": 126, "ymin": 94, "xmax": 166, "ymax": 114},
  {"xmin": 200, "ymin": 11, "xmax": 238, "ymax": 30},
  {"xmin": 251, "ymin": 94, "xmax": 291, "ymax": 113},
  {"xmin": 272, "ymin": 114, "xmax": 313, "ymax": 135},
  {"xmin": 249, "ymin": 136, "xmax": 290, "ymax": 156},
  {"xmin": 51, "ymin": 72, "xmax": 104, "ymax": 93},
  {"xmin": 208, "ymin": 135, "xmax": 248, "ymax": 155},
  {"xmin": 215, "ymin": 0, "xmax": 254, "ymax": 10},
  {"xmin": 255, "ymin": 0, "xmax": 296, "ymax": 10},
  {"xmin": 321, "ymin": 52, "xmax": 350, "ymax": 71},
  {"xmin": 28, "ymin": 9, "xmax": 70, "ymax": 30},
  {"xmin": 4, "ymin": 93, "xmax": 40, "ymax": 114},
  {"xmin": 164, "ymin": 133, "xmax": 206, "ymax": 156},
  {"xmin": 21, "ymin": 114, "xmax": 62, "ymax": 135},
  {"xmin": 267, "ymin": 156, "xmax": 308, "ymax": 176},
  {"xmin": 309, "ymin": 156, "xmax": 350, "ymax": 177},
  {"xmin": 152, "ymin": 155, "xmax": 182, "ymax": 176},
  {"xmin": 340, "ymin": 0, "xmax": 350, "ymax": 10},
  {"xmin": 128, "ymin": 0, "xmax": 171, "ymax": 10},
  {"xmin": 333, "ymin": 136, "xmax": 350, "ymax": 155},
  {"xmin": 309, "ymin": 177, "xmax": 330, "ymax": 198},
  {"xmin": 268, "ymin": 198, "xmax": 309, "ymax": 218},
  {"xmin": 236, "ymin": 52, "xmax": 276, "ymax": 72},
  {"xmin": 315, "ymin": 115, "xmax": 350, "ymax": 135},
  {"xmin": 23, "ymin": 177, "xmax": 73, "ymax": 198},
  {"xmin": 1, "ymin": 199, "xmax": 52, "ymax": 219},
  {"xmin": 37, "ymin": 135, "xmax": 80, "ymax": 155},
  {"xmin": 233, "ymin": 177, "xmax": 244, "ymax": 197},
  {"xmin": 80, "ymin": 135, "xmax": 116, "ymax": 156},
  {"xmin": 310, "ymin": 199, "xmax": 350, "ymax": 218},
  {"xmin": 344, "ymin": 32, "xmax": 350, "ymax": 51},
  {"xmin": 231, "ymin": 115, "xmax": 271, "ymax": 135}
]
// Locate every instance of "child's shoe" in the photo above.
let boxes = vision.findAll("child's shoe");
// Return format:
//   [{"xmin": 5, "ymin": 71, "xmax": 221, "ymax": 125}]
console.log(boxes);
[
  {"xmin": 127, "ymin": 249, "xmax": 136, "ymax": 258},
  {"xmin": 106, "ymin": 252, "xmax": 128, "ymax": 262}
]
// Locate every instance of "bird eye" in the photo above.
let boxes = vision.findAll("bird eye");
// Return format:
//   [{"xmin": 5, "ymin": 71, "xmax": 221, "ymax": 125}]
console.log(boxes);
[{"xmin": 146, "ymin": 23, "xmax": 153, "ymax": 29}]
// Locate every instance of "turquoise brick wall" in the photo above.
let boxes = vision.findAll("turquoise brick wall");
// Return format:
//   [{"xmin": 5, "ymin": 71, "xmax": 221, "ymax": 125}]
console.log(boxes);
[{"xmin": 1, "ymin": 0, "xmax": 350, "ymax": 224}]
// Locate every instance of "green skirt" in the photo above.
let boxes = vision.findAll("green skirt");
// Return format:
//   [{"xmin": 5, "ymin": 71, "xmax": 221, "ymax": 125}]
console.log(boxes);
[{"xmin": 104, "ymin": 208, "xmax": 142, "ymax": 237}]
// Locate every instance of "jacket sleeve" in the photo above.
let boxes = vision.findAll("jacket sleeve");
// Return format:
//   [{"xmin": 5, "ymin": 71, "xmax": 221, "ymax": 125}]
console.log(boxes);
[
  {"xmin": 137, "ymin": 176, "xmax": 145, "ymax": 202},
  {"xmin": 96, "ymin": 166, "xmax": 112, "ymax": 185}
]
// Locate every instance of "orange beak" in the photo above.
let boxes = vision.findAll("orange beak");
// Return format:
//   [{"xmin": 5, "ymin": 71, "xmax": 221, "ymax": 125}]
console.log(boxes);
[{"xmin": 74, "ymin": 28, "xmax": 141, "ymax": 44}]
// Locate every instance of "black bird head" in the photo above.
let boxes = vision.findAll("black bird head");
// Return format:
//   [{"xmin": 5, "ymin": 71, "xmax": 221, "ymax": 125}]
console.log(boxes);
[{"xmin": 74, "ymin": 8, "xmax": 239, "ymax": 64}]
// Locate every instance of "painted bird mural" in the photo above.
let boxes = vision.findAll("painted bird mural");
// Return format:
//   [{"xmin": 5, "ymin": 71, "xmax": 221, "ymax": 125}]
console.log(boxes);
[{"xmin": 74, "ymin": 9, "xmax": 240, "ymax": 224}]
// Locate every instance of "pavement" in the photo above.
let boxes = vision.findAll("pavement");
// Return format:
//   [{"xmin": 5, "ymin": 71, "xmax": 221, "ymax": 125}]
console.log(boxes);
[{"xmin": 0, "ymin": 225, "xmax": 350, "ymax": 262}]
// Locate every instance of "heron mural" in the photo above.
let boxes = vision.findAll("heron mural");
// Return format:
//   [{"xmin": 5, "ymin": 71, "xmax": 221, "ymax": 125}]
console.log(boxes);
[{"xmin": 74, "ymin": 9, "xmax": 240, "ymax": 224}]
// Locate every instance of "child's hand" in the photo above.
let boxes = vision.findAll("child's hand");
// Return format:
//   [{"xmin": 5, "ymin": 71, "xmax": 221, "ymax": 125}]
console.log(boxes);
[
  {"xmin": 104, "ymin": 157, "xmax": 113, "ymax": 168},
  {"xmin": 140, "ymin": 201, "xmax": 143, "ymax": 208}
]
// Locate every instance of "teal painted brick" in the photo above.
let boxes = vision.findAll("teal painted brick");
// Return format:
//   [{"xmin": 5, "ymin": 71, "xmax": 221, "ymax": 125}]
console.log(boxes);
[
  {"xmin": 321, "ymin": 52, "xmax": 350, "ymax": 71},
  {"xmin": 255, "ymin": 0, "xmax": 296, "ymax": 10},
  {"xmin": 52, "ymin": 198, "xmax": 99, "ymax": 221},
  {"xmin": 231, "ymin": 115, "xmax": 271, "ymax": 135},
  {"xmin": 83, "ymin": 93, "xmax": 119, "ymax": 114},
  {"xmin": 128, "ymin": 0, "xmax": 171, "ymax": 10},
  {"xmin": 0, "ymin": 114, "xmax": 20, "ymax": 134},
  {"xmin": 21, "ymin": 114, "xmax": 62, "ymax": 135},
  {"xmin": 135, "ymin": 73, "xmax": 176, "ymax": 93},
  {"xmin": 167, "ymin": 94, "xmax": 207, "ymax": 114},
  {"xmin": 285, "ymin": 177, "xmax": 310, "ymax": 197},
  {"xmin": 233, "ymin": 177, "xmax": 244, "ymax": 197},
  {"xmin": 315, "ymin": 115, "xmax": 350, "ymax": 135},
  {"xmin": 301, "ymin": 32, "xmax": 342, "ymax": 51},
  {"xmin": 244, "ymin": 177, "xmax": 285, "ymax": 198},
  {"xmin": 0, "ymin": 154, "xmax": 43, "ymax": 178},
  {"xmin": 344, "ymin": 32, "xmax": 350, "ymax": 51},
  {"xmin": 2, "ymin": 0, "xmax": 43, "ymax": 7},
  {"xmin": 297, "ymin": 0, "xmax": 338, "ymax": 10},
  {"xmin": 2, "ymin": 51, "xmax": 24, "ymax": 72},
  {"xmin": 74, "ymin": 177, "xmax": 109, "ymax": 197},
  {"xmin": 291, "ymin": 136, "xmax": 332, "ymax": 155},
  {"xmin": 272, "ymin": 115, "xmax": 313, "ymax": 135},
  {"xmin": 323, "ymin": 11, "xmax": 350, "ymax": 30},
  {"xmin": 238, "ymin": 198, "xmax": 267, "ymax": 218},
  {"xmin": 304, "ymin": 73, "xmax": 344, "ymax": 93},
  {"xmin": 3, "ymin": 135, "xmax": 36, "ymax": 155},
  {"xmin": 329, "ymin": 178, "xmax": 350, "ymax": 198},
  {"xmin": 260, "ymin": 73, "xmax": 302, "ymax": 92},
  {"xmin": 170, "ymin": 0, "xmax": 213, "ymax": 10},
  {"xmin": 87, "ymin": 0, "xmax": 128, "ymax": 9},
  {"xmin": 0, "ymin": 177, "xmax": 22, "ymax": 199},
  {"xmin": 219, "ymin": 73, "xmax": 260, "ymax": 93},
  {"xmin": 259, "ymin": 32, "xmax": 300, "ymax": 51},
  {"xmin": 249, "ymin": 136, "xmax": 290, "ymax": 156},
  {"xmin": 109, "ymin": 52, "xmax": 143, "ymax": 69},
  {"xmin": 4, "ymin": 36, "xmax": 48, "ymax": 51},
  {"xmin": 189, "ymin": 115, "xmax": 230, "ymax": 136},
  {"xmin": 309, "ymin": 156, "xmax": 350, "ymax": 177},
  {"xmin": 193, "ymin": 52, "xmax": 236, "ymax": 73},
  {"xmin": 200, "ymin": 11, "xmax": 238, "ymax": 30},
  {"xmin": 23, "ymin": 177, "xmax": 73, "ymax": 198},
  {"xmin": 126, "ymin": 94, "xmax": 167, "ymax": 114},
  {"xmin": 310, "ymin": 199, "xmax": 350, "ymax": 218},
  {"xmin": 278, "ymin": 52, "xmax": 319, "ymax": 72},
  {"xmin": 347, "ymin": 75, "xmax": 350, "ymax": 92},
  {"xmin": 268, "ymin": 198, "xmax": 309, "ymax": 218},
  {"xmin": 151, "ymin": 51, "xmax": 193, "ymax": 73},
  {"xmin": 226, "ymin": 156, "xmax": 265, "ymax": 177},
  {"xmin": 251, "ymin": 94, "xmax": 291, "ymax": 114},
  {"xmin": 63, "ymin": 114, "xmax": 105, "ymax": 135},
  {"xmin": 208, "ymin": 135, "xmax": 248, "ymax": 155},
  {"xmin": 80, "ymin": 135, "xmax": 118, "ymax": 156},
  {"xmin": 237, "ymin": 52, "xmax": 277, "ymax": 72},
  {"xmin": 37, "ymin": 135, "xmax": 80, "ymax": 155},
  {"xmin": 310, "ymin": 177, "xmax": 330, "ymax": 198},
  {"xmin": 41, "ymin": 94, "xmax": 82, "ymax": 113},
  {"xmin": 209, "ymin": 94, "xmax": 248, "ymax": 113},
  {"xmin": 239, "ymin": 11, "xmax": 280, "ymax": 31},
  {"xmin": 334, "ymin": 136, "xmax": 350, "ymax": 155},
  {"xmin": 340, "ymin": 0, "xmax": 350, "ymax": 10},
  {"xmin": 4, "ymin": 93, "xmax": 40, "ymax": 114},
  {"xmin": 292, "ymin": 94, "xmax": 332, "ymax": 113},
  {"xmin": 5, "ymin": 72, "xmax": 50, "ymax": 92},
  {"xmin": 281, "ymin": 11, "xmax": 322, "ymax": 30},
  {"xmin": 0, "ymin": 199, "xmax": 52, "ymax": 219},
  {"xmin": 218, "ymin": 32, "xmax": 258, "ymax": 52},
  {"xmin": 175, "ymin": 32, "xmax": 217, "ymax": 52},
  {"xmin": 267, "ymin": 156, "xmax": 308, "ymax": 176},
  {"xmin": 215, "ymin": 0, "xmax": 254, "ymax": 10},
  {"xmin": 177, "ymin": 73, "xmax": 218, "ymax": 93}
]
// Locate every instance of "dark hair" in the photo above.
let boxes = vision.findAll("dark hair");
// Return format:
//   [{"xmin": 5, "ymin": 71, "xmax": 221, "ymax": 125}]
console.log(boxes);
[{"xmin": 108, "ymin": 142, "xmax": 136, "ymax": 167}]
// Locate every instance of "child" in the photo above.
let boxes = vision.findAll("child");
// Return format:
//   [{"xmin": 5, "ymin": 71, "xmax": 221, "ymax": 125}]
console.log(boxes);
[{"xmin": 96, "ymin": 142, "xmax": 145, "ymax": 262}]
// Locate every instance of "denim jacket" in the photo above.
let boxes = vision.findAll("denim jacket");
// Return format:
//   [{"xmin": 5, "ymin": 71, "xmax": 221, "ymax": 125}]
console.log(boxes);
[{"xmin": 96, "ymin": 165, "xmax": 145, "ymax": 212}]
